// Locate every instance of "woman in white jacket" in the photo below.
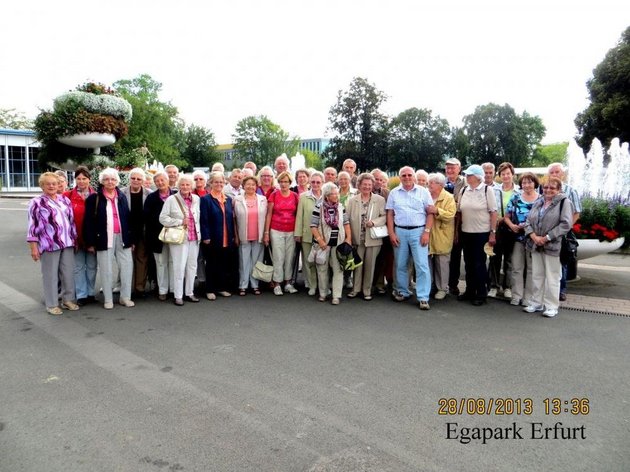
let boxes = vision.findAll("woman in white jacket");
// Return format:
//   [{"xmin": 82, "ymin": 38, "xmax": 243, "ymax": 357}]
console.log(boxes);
[
  {"xmin": 233, "ymin": 176, "xmax": 268, "ymax": 295},
  {"xmin": 159, "ymin": 175, "xmax": 200, "ymax": 306}
]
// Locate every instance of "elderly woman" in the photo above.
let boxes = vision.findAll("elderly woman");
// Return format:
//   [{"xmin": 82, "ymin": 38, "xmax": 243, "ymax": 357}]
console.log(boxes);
[
  {"xmin": 192, "ymin": 169, "xmax": 208, "ymax": 197},
  {"xmin": 426, "ymin": 172, "xmax": 456, "ymax": 300},
  {"xmin": 523, "ymin": 177, "xmax": 572, "ymax": 318},
  {"xmin": 63, "ymin": 166, "xmax": 96, "ymax": 305},
  {"xmin": 310, "ymin": 182, "xmax": 352, "ymax": 305},
  {"xmin": 291, "ymin": 168, "xmax": 311, "ymax": 195},
  {"xmin": 455, "ymin": 164, "xmax": 498, "ymax": 306},
  {"xmin": 54, "ymin": 170, "xmax": 69, "ymax": 194},
  {"xmin": 84, "ymin": 168, "xmax": 134, "ymax": 310},
  {"xmin": 415, "ymin": 170, "xmax": 429, "ymax": 188},
  {"xmin": 294, "ymin": 171, "xmax": 324, "ymax": 296},
  {"xmin": 257, "ymin": 166, "xmax": 276, "ymax": 199},
  {"xmin": 200, "ymin": 171, "xmax": 238, "ymax": 299},
  {"xmin": 345, "ymin": 173, "xmax": 386, "ymax": 300},
  {"xmin": 264, "ymin": 171, "xmax": 300, "ymax": 295},
  {"xmin": 337, "ymin": 171, "xmax": 357, "ymax": 207},
  {"xmin": 27, "ymin": 172, "xmax": 78, "ymax": 315},
  {"xmin": 159, "ymin": 175, "xmax": 200, "ymax": 306},
  {"xmin": 233, "ymin": 175, "xmax": 267, "ymax": 295},
  {"xmin": 504, "ymin": 172, "xmax": 541, "ymax": 306},
  {"xmin": 488, "ymin": 162, "xmax": 520, "ymax": 299},
  {"xmin": 143, "ymin": 171, "xmax": 176, "ymax": 301}
]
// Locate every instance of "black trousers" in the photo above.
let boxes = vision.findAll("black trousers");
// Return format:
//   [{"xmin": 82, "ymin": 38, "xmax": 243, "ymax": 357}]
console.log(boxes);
[
  {"xmin": 202, "ymin": 244, "xmax": 238, "ymax": 294},
  {"xmin": 461, "ymin": 231, "xmax": 490, "ymax": 300}
]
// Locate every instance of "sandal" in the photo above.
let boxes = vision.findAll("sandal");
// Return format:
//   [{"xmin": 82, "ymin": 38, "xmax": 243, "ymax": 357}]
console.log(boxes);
[
  {"xmin": 253, "ymin": 288, "xmax": 261, "ymax": 296},
  {"xmin": 239, "ymin": 289, "xmax": 247, "ymax": 296}
]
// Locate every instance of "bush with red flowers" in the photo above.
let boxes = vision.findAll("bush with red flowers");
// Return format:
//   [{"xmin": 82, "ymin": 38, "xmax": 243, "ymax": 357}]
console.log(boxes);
[{"xmin": 573, "ymin": 195, "xmax": 630, "ymax": 244}]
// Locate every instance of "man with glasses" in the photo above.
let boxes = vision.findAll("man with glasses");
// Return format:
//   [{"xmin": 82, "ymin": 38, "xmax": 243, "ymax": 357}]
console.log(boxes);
[
  {"xmin": 386, "ymin": 166, "xmax": 435, "ymax": 310},
  {"xmin": 122, "ymin": 167, "xmax": 151, "ymax": 297}
]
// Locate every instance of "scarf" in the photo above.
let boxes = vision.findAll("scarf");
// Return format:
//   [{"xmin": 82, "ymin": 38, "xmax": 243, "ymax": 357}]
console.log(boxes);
[{"xmin": 323, "ymin": 200, "xmax": 339, "ymax": 229}]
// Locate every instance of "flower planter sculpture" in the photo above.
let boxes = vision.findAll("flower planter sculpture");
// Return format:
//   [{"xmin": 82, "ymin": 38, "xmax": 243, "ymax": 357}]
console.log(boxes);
[{"xmin": 34, "ymin": 82, "xmax": 132, "ymax": 167}]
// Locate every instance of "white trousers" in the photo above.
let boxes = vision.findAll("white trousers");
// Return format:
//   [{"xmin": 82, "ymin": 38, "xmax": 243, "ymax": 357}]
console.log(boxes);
[
  {"xmin": 530, "ymin": 251, "xmax": 561, "ymax": 310},
  {"xmin": 239, "ymin": 241, "xmax": 264, "ymax": 289},
  {"xmin": 169, "ymin": 239, "xmax": 199, "ymax": 299},
  {"xmin": 316, "ymin": 247, "xmax": 343, "ymax": 299},
  {"xmin": 154, "ymin": 244, "xmax": 173, "ymax": 295},
  {"xmin": 97, "ymin": 234, "xmax": 133, "ymax": 303},
  {"xmin": 270, "ymin": 229, "xmax": 296, "ymax": 283},
  {"xmin": 511, "ymin": 242, "xmax": 534, "ymax": 305}
]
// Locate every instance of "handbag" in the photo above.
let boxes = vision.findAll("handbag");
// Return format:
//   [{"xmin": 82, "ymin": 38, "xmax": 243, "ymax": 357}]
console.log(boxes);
[
  {"xmin": 560, "ymin": 230, "xmax": 579, "ymax": 265},
  {"xmin": 158, "ymin": 195, "xmax": 187, "ymax": 245},
  {"xmin": 252, "ymin": 246, "xmax": 274, "ymax": 282},
  {"xmin": 368, "ymin": 204, "xmax": 388, "ymax": 239}
]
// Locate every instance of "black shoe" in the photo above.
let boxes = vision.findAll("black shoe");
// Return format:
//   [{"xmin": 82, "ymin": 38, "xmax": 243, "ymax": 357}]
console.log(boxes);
[
  {"xmin": 559, "ymin": 292, "xmax": 567, "ymax": 301},
  {"xmin": 457, "ymin": 293, "xmax": 473, "ymax": 302},
  {"xmin": 184, "ymin": 295, "xmax": 200, "ymax": 303},
  {"xmin": 77, "ymin": 298, "xmax": 88, "ymax": 306},
  {"xmin": 471, "ymin": 299, "xmax": 485, "ymax": 306},
  {"xmin": 86, "ymin": 295, "xmax": 96, "ymax": 304}
]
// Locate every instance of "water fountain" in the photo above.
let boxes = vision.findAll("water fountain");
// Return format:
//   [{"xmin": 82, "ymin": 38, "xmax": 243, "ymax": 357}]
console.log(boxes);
[{"xmin": 566, "ymin": 137, "xmax": 629, "ymax": 259}]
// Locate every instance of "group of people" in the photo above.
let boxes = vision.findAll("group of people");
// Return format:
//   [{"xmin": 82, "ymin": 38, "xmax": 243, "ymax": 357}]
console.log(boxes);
[{"xmin": 27, "ymin": 155, "xmax": 578, "ymax": 318}]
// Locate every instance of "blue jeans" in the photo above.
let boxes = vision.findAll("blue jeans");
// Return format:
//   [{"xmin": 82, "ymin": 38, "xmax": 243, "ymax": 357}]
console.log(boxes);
[
  {"xmin": 393, "ymin": 227, "xmax": 431, "ymax": 301},
  {"xmin": 560, "ymin": 263, "xmax": 567, "ymax": 294},
  {"xmin": 74, "ymin": 249, "xmax": 97, "ymax": 299}
]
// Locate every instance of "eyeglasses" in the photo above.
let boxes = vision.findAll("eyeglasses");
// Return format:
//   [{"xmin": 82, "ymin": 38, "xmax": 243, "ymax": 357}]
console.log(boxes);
[
  {"xmin": 194, "ymin": 178, "xmax": 205, "ymax": 181},
  {"xmin": 261, "ymin": 175, "xmax": 272, "ymax": 178},
  {"xmin": 543, "ymin": 186, "xmax": 559, "ymax": 190},
  {"xmin": 130, "ymin": 177, "xmax": 143, "ymax": 181},
  {"xmin": 400, "ymin": 174, "xmax": 413, "ymax": 177}
]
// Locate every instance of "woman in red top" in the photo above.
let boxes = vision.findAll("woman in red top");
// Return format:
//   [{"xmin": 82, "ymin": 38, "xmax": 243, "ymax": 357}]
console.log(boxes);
[
  {"xmin": 263, "ymin": 171, "xmax": 299, "ymax": 295},
  {"xmin": 63, "ymin": 166, "xmax": 96, "ymax": 305}
]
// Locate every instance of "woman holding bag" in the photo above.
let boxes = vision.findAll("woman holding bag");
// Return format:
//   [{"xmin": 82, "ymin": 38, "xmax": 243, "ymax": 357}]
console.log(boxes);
[
  {"xmin": 233, "ymin": 175, "xmax": 268, "ymax": 295},
  {"xmin": 310, "ymin": 182, "xmax": 352, "ymax": 305},
  {"xmin": 159, "ymin": 175, "xmax": 200, "ymax": 306},
  {"xmin": 345, "ymin": 173, "xmax": 386, "ymax": 300}
]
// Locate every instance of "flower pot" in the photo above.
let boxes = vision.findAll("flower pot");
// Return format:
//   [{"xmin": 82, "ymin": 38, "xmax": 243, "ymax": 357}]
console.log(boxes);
[
  {"xmin": 57, "ymin": 132, "xmax": 116, "ymax": 154},
  {"xmin": 577, "ymin": 237, "xmax": 625, "ymax": 261}
]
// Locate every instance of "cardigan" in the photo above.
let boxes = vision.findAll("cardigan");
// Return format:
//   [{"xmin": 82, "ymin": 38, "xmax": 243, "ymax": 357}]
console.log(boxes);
[
  {"xmin": 143, "ymin": 189, "xmax": 176, "ymax": 254},
  {"xmin": 83, "ymin": 188, "xmax": 133, "ymax": 251}
]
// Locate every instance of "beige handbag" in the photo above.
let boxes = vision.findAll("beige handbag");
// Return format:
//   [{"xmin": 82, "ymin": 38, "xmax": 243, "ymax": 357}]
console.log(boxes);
[{"xmin": 158, "ymin": 196, "xmax": 187, "ymax": 245}]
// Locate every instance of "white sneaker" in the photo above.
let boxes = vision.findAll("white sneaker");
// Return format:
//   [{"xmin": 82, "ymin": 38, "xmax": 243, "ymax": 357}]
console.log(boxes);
[
  {"xmin": 119, "ymin": 298, "xmax": 135, "ymax": 307},
  {"xmin": 273, "ymin": 285, "xmax": 284, "ymax": 296},
  {"xmin": 543, "ymin": 308, "xmax": 558, "ymax": 318},
  {"xmin": 284, "ymin": 284, "xmax": 298, "ymax": 294},
  {"xmin": 434, "ymin": 290, "xmax": 446, "ymax": 300},
  {"xmin": 487, "ymin": 288, "xmax": 498, "ymax": 298},
  {"xmin": 308, "ymin": 288, "xmax": 317, "ymax": 296},
  {"xmin": 503, "ymin": 288, "xmax": 512, "ymax": 299},
  {"xmin": 510, "ymin": 298, "xmax": 521, "ymax": 306},
  {"xmin": 523, "ymin": 305, "xmax": 543, "ymax": 313},
  {"xmin": 103, "ymin": 302, "xmax": 114, "ymax": 310}
]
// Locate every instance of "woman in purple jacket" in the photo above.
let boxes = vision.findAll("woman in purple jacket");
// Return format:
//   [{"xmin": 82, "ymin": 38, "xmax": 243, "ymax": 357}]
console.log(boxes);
[{"xmin": 27, "ymin": 172, "xmax": 78, "ymax": 315}]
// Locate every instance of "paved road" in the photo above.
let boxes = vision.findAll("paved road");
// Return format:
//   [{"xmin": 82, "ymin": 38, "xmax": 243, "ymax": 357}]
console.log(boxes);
[{"xmin": 1, "ymin": 198, "xmax": 629, "ymax": 472}]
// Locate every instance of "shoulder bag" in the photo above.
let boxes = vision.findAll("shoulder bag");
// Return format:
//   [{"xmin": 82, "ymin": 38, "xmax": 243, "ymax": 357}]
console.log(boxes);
[{"xmin": 158, "ymin": 196, "xmax": 187, "ymax": 245}]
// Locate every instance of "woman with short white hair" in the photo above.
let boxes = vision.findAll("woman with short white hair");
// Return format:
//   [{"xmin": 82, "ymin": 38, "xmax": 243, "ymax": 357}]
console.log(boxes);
[
  {"xmin": 310, "ymin": 182, "xmax": 352, "ymax": 305},
  {"xmin": 159, "ymin": 174, "xmax": 200, "ymax": 306},
  {"xmin": 192, "ymin": 169, "xmax": 208, "ymax": 197},
  {"xmin": 84, "ymin": 168, "xmax": 135, "ymax": 309}
]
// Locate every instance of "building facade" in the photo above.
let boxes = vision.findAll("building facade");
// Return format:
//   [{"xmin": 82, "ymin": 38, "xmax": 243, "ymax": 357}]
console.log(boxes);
[{"xmin": 0, "ymin": 128, "xmax": 41, "ymax": 192}]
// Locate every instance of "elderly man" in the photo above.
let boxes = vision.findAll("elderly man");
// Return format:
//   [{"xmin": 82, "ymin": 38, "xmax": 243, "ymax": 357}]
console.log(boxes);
[
  {"xmin": 342, "ymin": 159, "xmax": 358, "ymax": 187},
  {"xmin": 224, "ymin": 168, "xmax": 243, "ymax": 198},
  {"xmin": 547, "ymin": 162, "xmax": 581, "ymax": 301},
  {"xmin": 324, "ymin": 167, "xmax": 338, "ymax": 184},
  {"xmin": 274, "ymin": 154, "xmax": 290, "ymax": 175},
  {"xmin": 122, "ymin": 167, "xmax": 151, "ymax": 297},
  {"xmin": 386, "ymin": 166, "xmax": 435, "ymax": 310},
  {"xmin": 164, "ymin": 165, "xmax": 179, "ymax": 190},
  {"xmin": 445, "ymin": 158, "xmax": 466, "ymax": 295}
]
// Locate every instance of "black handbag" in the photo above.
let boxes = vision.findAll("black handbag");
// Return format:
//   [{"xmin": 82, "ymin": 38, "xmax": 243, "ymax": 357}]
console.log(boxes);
[{"xmin": 560, "ymin": 230, "xmax": 579, "ymax": 265}]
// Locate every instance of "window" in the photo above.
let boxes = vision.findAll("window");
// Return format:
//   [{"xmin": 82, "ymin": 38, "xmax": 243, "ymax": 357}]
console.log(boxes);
[
  {"xmin": 29, "ymin": 147, "xmax": 40, "ymax": 188},
  {"xmin": 8, "ymin": 146, "xmax": 27, "ymax": 187}
]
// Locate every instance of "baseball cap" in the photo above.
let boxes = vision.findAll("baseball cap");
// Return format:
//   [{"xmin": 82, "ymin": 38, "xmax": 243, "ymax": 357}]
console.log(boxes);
[{"xmin": 463, "ymin": 164, "xmax": 484, "ymax": 178}]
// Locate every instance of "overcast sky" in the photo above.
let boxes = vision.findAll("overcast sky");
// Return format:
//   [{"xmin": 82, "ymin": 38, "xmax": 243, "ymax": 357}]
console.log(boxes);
[{"xmin": 2, "ymin": 0, "xmax": 628, "ymax": 145}]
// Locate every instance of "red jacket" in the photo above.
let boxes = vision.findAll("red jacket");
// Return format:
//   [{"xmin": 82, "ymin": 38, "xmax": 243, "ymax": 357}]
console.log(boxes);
[{"xmin": 64, "ymin": 187, "xmax": 95, "ymax": 248}]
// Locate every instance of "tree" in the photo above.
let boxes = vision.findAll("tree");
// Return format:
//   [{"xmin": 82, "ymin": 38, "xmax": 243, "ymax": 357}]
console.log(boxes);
[
  {"xmin": 299, "ymin": 148, "xmax": 323, "ymax": 170},
  {"xmin": 0, "ymin": 108, "xmax": 33, "ymax": 130},
  {"xmin": 324, "ymin": 77, "xmax": 390, "ymax": 171},
  {"xmin": 181, "ymin": 124, "xmax": 220, "ymax": 169},
  {"xmin": 388, "ymin": 107, "xmax": 452, "ymax": 172},
  {"xmin": 112, "ymin": 74, "xmax": 185, "ymax": 165},
  {"xmin": 575, "ymin": 26, "xmax": 630, "ymax": 150},
  {"xmin": 530, "ymin": 142, "xmax": 569, "ymax": 168},
  {"xmin": 460, "ymin": 103, "xmax": 545, "ymax": 167},
  {"xmin": 232, "ymin": 115, "xmax": 299, "ymax": 168}
]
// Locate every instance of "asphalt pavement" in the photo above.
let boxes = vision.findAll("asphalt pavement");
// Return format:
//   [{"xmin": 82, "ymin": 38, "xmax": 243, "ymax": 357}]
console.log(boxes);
[{"xmin": 1, "ymin": 197, "xmax": 629, "ymax": 472}]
